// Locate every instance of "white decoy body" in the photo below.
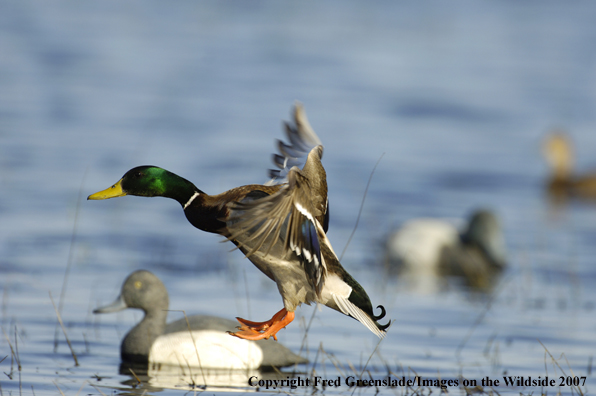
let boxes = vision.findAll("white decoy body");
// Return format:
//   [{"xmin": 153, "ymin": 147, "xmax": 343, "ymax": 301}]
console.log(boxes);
[{"xmin": 94, "ymin": 270, "xmax": 307, "ymax": 369}]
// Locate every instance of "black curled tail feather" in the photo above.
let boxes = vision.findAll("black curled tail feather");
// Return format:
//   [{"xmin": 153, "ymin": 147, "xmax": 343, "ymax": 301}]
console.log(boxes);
[
  {"xmin": 372, "ymin": 304, "xmax": 386, "ymax": 321},
  {"xmin": 373, "ymin": 305, "xmax": 391, "ymax": 331}
]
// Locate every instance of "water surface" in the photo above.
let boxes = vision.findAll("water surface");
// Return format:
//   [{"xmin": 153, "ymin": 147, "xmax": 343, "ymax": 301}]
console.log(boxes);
[{"xmin": 1, "ymin": 2, "xmax": 596, "ymax": 395}]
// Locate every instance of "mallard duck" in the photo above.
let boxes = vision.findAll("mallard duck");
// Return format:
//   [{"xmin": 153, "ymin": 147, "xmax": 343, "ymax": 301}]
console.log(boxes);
[
  {"xmin": 94, "ymin": 270, "xmax": 307, "ymax": 368},
  {"xmin": 543, "ymin": 131, "xmax": 596, "ymax": 201},
  {"xmin": 89, "ymin": 104, "xmax": 389, "ymax": 340},
  {"xmin": 385, "ymin": 209, "xmax": 506, "ymax": 291}
]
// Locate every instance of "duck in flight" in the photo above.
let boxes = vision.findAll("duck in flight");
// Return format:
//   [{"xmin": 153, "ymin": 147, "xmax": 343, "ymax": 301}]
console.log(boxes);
[{"xmin": 88, "ymin": 104, "xmax": 389, "ymax": 340}]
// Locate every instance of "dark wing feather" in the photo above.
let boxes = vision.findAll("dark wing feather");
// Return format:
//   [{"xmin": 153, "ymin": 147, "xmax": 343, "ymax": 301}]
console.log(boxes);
[{"xmin": 268, "ymin": 103, "xmax": 323, "ymax": 181}]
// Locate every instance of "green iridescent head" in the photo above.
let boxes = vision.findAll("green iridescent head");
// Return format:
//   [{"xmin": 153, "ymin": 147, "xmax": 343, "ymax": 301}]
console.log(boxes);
[{"xmin": 88, "ymin": 166, "xmax": 199, "ymax": 205}]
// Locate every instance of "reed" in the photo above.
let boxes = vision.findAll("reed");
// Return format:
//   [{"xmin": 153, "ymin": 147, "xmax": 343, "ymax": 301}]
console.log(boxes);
[
  {"xmin": 53, "ymin": 381, "xmax": 66, "ymax": 396},
  {"xmin": 14, "ymin": 326, "xmax": 21, "ymax": 396},
  {"xmin": 2, "ymin": 326, "xmax": 19, "ymax": 372},
  {"xmin": 298, "ymin": 304, "xmax": 317, "ymax": 357},
  {"xmin": 128, "ymin": 368, "xmax": 141, "ymax": 386},
  {"xmin": 181, "ymin": 310, "xmax": 207, "ymax": 385},
  {"xmin": 340, "ymin": 153, "xmax": 384, "ymax": 261},
  {"xmin": 90, "ymin": 384, "xmax": 108, "ymax": 396},
  {"xmin": 74, "ymin": 380, "xmax": 89, "ymax": 396},
  {"xmin": 350, "ymin": 326, "xmax": 389, "ymax": 396},
  {"xmin": 539, "ymin": 339, "xmax": 584, "ymax": 396},
  {"xmin": 49, "ymin": 291, "xmax": 79, "ymax": 366},
  {"xmin": 54, "ymin": 170, "xmax": 87, "ymax": 351}
]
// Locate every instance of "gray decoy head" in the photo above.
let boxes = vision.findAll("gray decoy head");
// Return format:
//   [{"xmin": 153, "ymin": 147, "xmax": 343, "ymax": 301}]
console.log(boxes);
[
  {"xmin": 460, "ymin": 210, "xmax": 507, "ymax": 270},
  {"xmin": 94, "ymin": 270, "xmax": 170, "ymax": 363},
  {"xmin": 94, "ymin": 270, "xmax": 169, "ymax": 315}
]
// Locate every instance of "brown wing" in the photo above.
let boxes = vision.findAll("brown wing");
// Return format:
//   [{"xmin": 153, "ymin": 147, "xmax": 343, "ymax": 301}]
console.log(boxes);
[{"xmin": 227, "ymin": 146, "xmax": 328, "ymax": 295}]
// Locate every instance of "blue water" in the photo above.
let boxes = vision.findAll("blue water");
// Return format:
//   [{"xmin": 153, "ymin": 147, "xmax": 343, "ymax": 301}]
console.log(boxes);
[{"xmin": 1, "ymin": 2, "xmax": 596, "ymax": 395}]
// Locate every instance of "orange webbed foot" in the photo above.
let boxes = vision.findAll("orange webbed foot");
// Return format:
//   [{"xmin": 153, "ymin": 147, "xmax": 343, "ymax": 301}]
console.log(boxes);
[
  {"xmin": 235, "ymin": 307, "xmax": 288, "ymax": 331},
  {"xmin": 229, "ymin": 308, "xmax": 295, "ymax": 341}
]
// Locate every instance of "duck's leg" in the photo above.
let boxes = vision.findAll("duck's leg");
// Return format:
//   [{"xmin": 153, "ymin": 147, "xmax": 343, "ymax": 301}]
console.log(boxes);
[{"xmin": 230, "ymin": 308, "xmax": 295, "ymax": 341}]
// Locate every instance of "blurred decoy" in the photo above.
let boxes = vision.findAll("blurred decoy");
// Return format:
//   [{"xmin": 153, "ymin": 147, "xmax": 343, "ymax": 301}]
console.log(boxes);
[
  {"xmin": 89, "ymin": 104, "xmax": 389, "ymax": 340},
  {"xmin": 94, "ymin": 270, "xmax": 307, "ymax": 369},
  {"xmin": 385, "ymin": 210, "xmax": 506, "ymax": 291},
  {"xmin": 543, "ymin": 131, "xmax": 596, "ymax": 201}
]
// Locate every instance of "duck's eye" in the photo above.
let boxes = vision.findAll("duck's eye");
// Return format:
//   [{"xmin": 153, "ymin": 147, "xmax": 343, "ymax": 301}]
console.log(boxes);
[
  {"xmin": 134, "ymin": 171, "xmax": 143, "ymax": 178},
  {"xmin": 134, "ymin": 281, "xmax": 142, "ymax": 289}
]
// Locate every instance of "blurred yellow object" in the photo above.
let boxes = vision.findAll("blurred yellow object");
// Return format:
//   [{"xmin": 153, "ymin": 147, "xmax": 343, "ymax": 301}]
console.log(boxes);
[{"xmin": 543, "ymin": 131, "xmax": 596, "ymax": 201}]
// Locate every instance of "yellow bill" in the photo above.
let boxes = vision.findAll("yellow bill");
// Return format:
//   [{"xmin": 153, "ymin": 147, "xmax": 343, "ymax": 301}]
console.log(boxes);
[{"xmin": 88, "ymin": 179, "xmax": 127, "ymax": 200}]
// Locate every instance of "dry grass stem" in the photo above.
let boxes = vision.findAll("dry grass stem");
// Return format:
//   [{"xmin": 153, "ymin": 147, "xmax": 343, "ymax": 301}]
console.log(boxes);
[
  {"xmin": 74, "ymin": 380, "xmax": 89, "ymax": 396},
  {"xmin": 14, "ymin": 326, "xmax": 21, "ymax": 396},
  {"xmin": 90, "ymin": 384, "xmax": 108, "ymax": 396},
  {"xmin": 168, "ymin": 309, "xmax": 207, "ymax": 386},
  {"xmin": 53, "ymin": 381, "xmax": 66, "ymax": 396},
  {"xmin": 347, "ymin": 360, "xmax": 358, "ymax": 377},
  {"xmin": 49, "ymin": 291, "xmax": 79, "ymax": 366},
  {"xmin": 309, "ymin": 342, "xmax": 323, "ymax": 381},
  {"xmin": 340, "ymin": 152, "xmax": 384, "ymax": 261},
  {"xmin": 539, "ymin": 339, "xmax": 584, "ymax": 396},
  {"xmin": 54, "ymin": 171, "xmax": 87, "ymax": 350},
  {"xmin": 2, "ymin": 326, "xmax": 19, "ymax": 371},
  {"xmin": 128, "ymin": 368, "xmax": 141, "ymax": 385},
  {"xmin": 349, "ymin": 326, "xmax": 388, "ymax": 396},
  {"xmin": 298, "ymin": 304, "xmax": 317, "ymax": 357},
  {"xmin": 320, "ymin": 345, "xmax": 346, "ymax": 378}
]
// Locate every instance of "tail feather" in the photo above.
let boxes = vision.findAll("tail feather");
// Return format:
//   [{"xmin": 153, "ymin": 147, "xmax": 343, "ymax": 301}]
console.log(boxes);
[{"xmin": 331, "ymin": 293, "xmax": 389, "ymax": 338}]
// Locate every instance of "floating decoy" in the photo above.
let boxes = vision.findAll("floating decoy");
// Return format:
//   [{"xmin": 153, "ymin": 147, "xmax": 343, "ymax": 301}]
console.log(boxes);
[
  {"xmin": 385, "ymin": 209, "xmax": 506, "ymax": 291},
  {"xmin": 89, "ymin": 104, "xmax": 389, "ymax": 340},
  {"xmin": 94, "ymin": 270, "xmax": 307, "ymax": 368}
]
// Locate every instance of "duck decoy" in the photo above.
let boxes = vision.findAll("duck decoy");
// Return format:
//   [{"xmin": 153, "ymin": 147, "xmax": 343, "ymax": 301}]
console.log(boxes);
[
  {"xmin": 94, "ymin": 270, "xmax": 307, "ymax": 368},
  {"xmin": 89, "ymin": 104, "xmax": 389, "ymax": 340},
  {"xmin": 543, "ymin": 131, "xmax": 596, "ymax": 201},
  {"xmin": 385, "ymin": 209, "xmax": 506, "ymax": 291}
]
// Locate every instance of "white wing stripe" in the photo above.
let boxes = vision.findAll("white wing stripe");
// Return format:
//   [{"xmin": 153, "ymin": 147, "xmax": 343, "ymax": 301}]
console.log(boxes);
[
  {"xmin": 295, "ymin": 202, "xmax": 316, "ymax": 223},
  {"xmin": 302, "ymin": 248, "xmax": 312, "ymax": 261}
]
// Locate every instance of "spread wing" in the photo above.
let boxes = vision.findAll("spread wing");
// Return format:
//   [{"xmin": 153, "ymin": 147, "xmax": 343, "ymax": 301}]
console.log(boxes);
[{"xmin": 227, "ymin": 146, "xmax": 328, "ymax": 296}]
